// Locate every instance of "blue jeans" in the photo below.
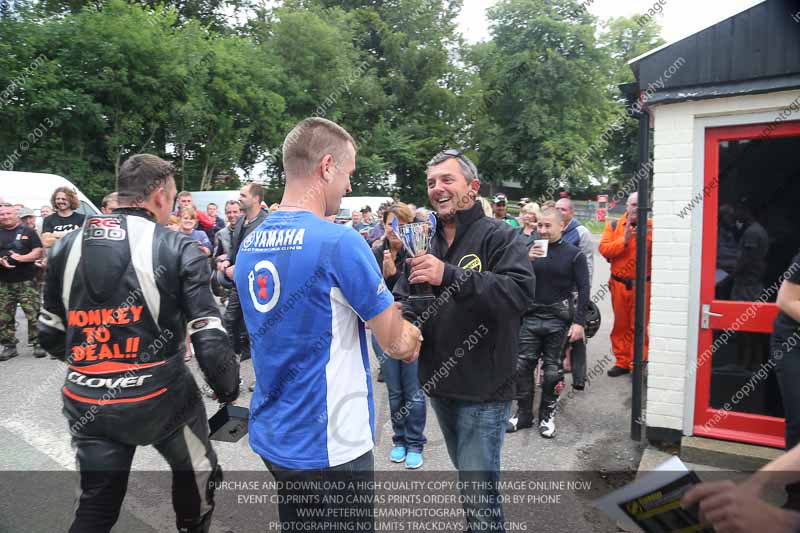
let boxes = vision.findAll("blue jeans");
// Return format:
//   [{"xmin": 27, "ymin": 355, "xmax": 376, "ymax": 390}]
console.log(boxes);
[
  {"xmin": 373, "ymin": 336, "xmax": 427, "ymax": 452},
  {"xmin": 430, "ymin": 397, "xmax": 511, "ymax": 533}
]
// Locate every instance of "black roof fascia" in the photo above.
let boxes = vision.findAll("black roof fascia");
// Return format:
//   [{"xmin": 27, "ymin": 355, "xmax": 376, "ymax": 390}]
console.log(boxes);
[
  {"xmin": 642, "ymin": 74, "xmax": 800, "ymax": 107},
  {"xmin": 629, "ymin": 0, "xmax": 800, "ymax": 104}
]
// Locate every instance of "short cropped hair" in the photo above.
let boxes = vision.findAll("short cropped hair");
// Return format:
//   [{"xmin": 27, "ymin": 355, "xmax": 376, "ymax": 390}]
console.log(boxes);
[
  {"xmin": 117, "ymin": 155, "xmax": 175, "ymax": 204},
  {"xmin": 426, "ymin": 150, "xmax": 478, "ymax": 182},
  {"xmin": 244, "ymin": 182, "xmax": 265, "ymax": 203},
  {"xmin": 282, "ymin": 117, "xmax": 356, "ymax": 179},
  {"xmin": 539, "ymin": 206, "xmax": 563, "ymax": 223}
]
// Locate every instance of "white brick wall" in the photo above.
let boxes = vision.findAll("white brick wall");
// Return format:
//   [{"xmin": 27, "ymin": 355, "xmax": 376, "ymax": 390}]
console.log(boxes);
[
  {"xmin": 647, "ymin": 401, "xmax": 684, "ymax": 419},
  {"xmin": 646, "ymin": 413, "xmax": 682, "ymax": 429},
  {"xmin": 645, "ymin": 89, "xmax": 800, "ymax": 434},
  {"xmin": 654, "ymin": 143, "xmax": 692, "ymax": 161}
]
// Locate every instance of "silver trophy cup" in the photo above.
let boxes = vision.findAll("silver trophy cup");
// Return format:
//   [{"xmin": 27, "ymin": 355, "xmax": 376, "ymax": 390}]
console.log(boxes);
[{"xmin": 393, "ymin": 213, "xmax": 437, "ymax": 302}]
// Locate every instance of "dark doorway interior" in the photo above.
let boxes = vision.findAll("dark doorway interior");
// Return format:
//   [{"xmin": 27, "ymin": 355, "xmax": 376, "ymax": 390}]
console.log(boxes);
[{"xmin": 710, "ymin": 133, "xmax": 800, "ymax": 417}]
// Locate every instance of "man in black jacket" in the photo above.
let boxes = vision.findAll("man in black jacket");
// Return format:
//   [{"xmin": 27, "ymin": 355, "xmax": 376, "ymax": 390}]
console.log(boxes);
[
  {"xmin": 394, "ymin": 149, "xmax": 534, "ymax": 533},
  {"xmin": 219, "ymin": 183, "xmax": 268, "ymax": 360},
  {"xmin": 38, "ymin": 154, "xmax": 240, "ymax": 533}
]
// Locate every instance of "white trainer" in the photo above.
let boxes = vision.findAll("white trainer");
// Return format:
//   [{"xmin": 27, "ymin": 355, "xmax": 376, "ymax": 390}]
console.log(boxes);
[{"xmin": 539, "ymin": 415, "xmax": 556, "ymax": 438}]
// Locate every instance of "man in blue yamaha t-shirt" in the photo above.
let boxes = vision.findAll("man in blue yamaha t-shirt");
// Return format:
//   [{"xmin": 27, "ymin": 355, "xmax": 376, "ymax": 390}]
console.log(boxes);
[{"xmin": 235, "ymin": 118, "xmax": 422, "ymax": 532}]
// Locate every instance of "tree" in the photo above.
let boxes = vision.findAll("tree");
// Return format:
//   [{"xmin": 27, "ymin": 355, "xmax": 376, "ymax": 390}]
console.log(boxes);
[
  {"xmin": 168, "ymin": 30, "xmax": 286, "ymax": 190},
  {"xmin": 254, "ymin": 0, "xmax": 468, "ymax": 204},
  {"xmin": 598, "ymin": 15, "xmax": 665, "ymax": 187},
  {"xmin": 0, "ymin": 0, "xmax": 668, "ymax": 205},
  {"xmin": 35, "ymin": 0, "xmax": 250, "ymax": 30},
  {"xmin": 467, "ymin": 0, "xmax": 613, "ymax": 197},
  {"xmin": 243, "ymin": 6, "xmax": 379, "ymax": 186},
  {"xmin": 0, "ymin": 1, "xmax": 285, "ymax": 201}
]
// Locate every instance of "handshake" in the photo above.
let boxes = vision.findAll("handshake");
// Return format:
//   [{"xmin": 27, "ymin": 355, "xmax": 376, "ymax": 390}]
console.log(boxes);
[
  {"xmin": 388, "ymin": 319, "xmax": 424, "ymax": 363},
  {"xmin": 371, "ymin": 302, "xmax": 423, "ymax": 364}
]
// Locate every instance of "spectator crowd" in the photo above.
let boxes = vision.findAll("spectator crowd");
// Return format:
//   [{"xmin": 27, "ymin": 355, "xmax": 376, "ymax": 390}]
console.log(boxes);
[{"xmin": 1, "ymin": 117, "xmax": 690, "ymax": 533}]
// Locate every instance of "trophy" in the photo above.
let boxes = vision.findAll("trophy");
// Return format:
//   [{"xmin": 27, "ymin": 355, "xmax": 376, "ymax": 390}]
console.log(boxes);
[{"xmin": 392, "ymin": 213, "xmax": 437, "ymax": 305}]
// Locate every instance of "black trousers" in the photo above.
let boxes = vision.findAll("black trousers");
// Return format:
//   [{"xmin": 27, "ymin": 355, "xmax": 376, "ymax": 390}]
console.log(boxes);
[
  {"xmin": 263, "ymin": 451, "xmax": 375, "ymax": 533},
  {"xmin": 514, "ymin": 314, "xmax": 569, "ymax": 420},
  {"xmin": 774, "ymin": 332, "xmax": 800, "ymax": 509},
  {"xmin": 223, "ymin": 287, "xmax": 250, "ymax": 359},
  {"xmin": 69, "ymin": 401, "xmax": 220, "ymax": 533}
]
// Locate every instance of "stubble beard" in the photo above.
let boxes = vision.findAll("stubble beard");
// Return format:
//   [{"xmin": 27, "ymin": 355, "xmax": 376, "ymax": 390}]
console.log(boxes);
[{"xmin": 437, "ymin": 206, "xmax": 457, "ymax": 223}]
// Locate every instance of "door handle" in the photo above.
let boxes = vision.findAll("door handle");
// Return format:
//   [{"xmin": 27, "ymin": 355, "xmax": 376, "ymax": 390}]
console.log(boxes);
[{"xmin": 701, "ymin": 304, "xmax": 723, "ymax": 329}]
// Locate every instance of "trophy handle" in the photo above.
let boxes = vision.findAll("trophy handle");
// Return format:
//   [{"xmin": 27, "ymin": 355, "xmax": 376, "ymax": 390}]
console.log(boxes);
[{"xmin": 428, "ymin": 212, "xmax": 437, "ymax": 234}]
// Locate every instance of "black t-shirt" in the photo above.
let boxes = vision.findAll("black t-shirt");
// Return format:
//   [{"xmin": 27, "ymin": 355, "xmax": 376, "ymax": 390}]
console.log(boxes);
[
  {"xmin": 42, "ymin": 212, "xmax": 85, "ymax": 233},
  {"xmin": 773, "ymin": 251, "xmax": 800, "ymax": 340},
  {"xmin": 0, "ymin": 224, "xmax": 43, "ymax": 282}
]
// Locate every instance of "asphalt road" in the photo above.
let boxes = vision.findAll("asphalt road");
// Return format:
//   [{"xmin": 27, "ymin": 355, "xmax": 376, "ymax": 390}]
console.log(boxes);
[{"xmin": 0, "ymin": 236, "xmax": 645, "ymax": 532}]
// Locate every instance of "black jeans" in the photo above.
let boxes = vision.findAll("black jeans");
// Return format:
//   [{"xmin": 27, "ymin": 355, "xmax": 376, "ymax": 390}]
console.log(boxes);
[
  {"xmin": 263, "ymin": 450, "xmax": 375, "ymax": 532},
  {"xmin": 514, "ymin": 313, "xmax": 569, "ymax": 420}
]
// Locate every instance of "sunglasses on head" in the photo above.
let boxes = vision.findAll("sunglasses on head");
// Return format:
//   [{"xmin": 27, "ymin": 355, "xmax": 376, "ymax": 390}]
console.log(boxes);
[{"xmin": 442, "ymin": 148, "xmax": 471, "ymax": 167}]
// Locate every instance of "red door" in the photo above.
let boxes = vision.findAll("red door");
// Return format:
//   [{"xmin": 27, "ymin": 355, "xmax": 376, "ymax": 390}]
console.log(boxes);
[{"xmin": 694, "ymin": 120, "xmax": 800, "ymax": 448}]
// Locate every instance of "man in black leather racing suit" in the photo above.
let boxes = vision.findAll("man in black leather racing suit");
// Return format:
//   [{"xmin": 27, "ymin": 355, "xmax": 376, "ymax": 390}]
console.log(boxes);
[
  {"xmin": 507, "ymin": 207, "xmax": 590, "ymax": 439},
  {"xmin": 37, "ymin": 154, "xmax": 240, "ymax": 533}
]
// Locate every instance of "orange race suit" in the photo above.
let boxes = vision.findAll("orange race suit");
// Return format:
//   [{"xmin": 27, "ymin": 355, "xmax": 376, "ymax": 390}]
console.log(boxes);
[{"xmin": 598, "ymin": 212, "xmax": 653, "ymax": 370}]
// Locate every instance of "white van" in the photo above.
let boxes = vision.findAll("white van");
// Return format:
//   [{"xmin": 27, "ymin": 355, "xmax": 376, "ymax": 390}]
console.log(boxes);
[
  {"xmin": 185, "ymin": 190, "xmax": 241, "ymax": 213},
  {"xmin": 1, "ymin": 171, "xmax": 100, "ymax": 218},
  {"xmin": 335, "ymin": 196, "xmax": 393, "ymax": 224}
]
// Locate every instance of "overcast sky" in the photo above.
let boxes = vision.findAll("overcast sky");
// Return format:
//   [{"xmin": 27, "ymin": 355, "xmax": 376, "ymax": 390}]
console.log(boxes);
[{"xmin": 456, "ymin": 0, "xmax": 765, "ymax": 45}]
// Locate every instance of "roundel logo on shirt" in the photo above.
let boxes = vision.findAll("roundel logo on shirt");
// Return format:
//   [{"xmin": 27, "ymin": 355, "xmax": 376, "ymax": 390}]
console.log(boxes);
[
  {"xmin": 458, "ymin": 253, "xmax": 482, "ymax": 272},
  {"xmin": 248, "ymin": 260, "xmax": 280, "ymax": 313},
  {"xmin": 242, "ymin": 232, "xmax": 256, "ymax": 249}
]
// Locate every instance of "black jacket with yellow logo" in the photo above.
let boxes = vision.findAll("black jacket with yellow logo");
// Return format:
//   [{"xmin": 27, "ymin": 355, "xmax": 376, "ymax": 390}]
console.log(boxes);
[{"xmin": 394, "ymin": 201, "xmax": 535, "ymax": 402}]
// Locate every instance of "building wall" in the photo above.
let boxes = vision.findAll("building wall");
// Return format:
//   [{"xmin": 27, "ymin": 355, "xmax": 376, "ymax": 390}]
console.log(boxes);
[{"xmin": 646, "ymin": 89, "xmax": 800, "ymax": 436}]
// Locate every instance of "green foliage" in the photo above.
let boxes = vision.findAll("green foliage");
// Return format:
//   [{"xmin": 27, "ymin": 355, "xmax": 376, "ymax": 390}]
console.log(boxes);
[
  {"xmin": 0, "ymin": 0, "xmax": 283, "ymax": 201},
  {"xmin": 34, "ymin": 0, "xmax": 249, "ymax": 30},
  {"xmin": 598, "ymin": 15, "xmax": 665, "ymax": 187},
  {"xmin": 0, "ymin": 0, "xmax": 667, "ymax": 207},
  {"xmin": 467, "ymin": 0, "xmax": 613, "ymax": 196},
  {"xmin": 268, "ymin": 0, "xmax": 468, "ymax": 204}
]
